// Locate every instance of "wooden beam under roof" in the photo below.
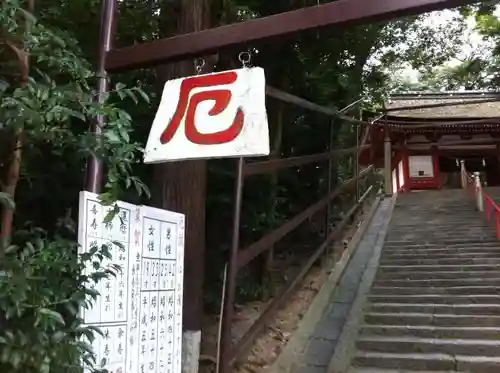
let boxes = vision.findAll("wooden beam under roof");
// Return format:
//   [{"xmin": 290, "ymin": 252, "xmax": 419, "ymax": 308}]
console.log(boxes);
[{"xmin": 105, "ymin": 0, "xmax": 476, "ymax": 72}]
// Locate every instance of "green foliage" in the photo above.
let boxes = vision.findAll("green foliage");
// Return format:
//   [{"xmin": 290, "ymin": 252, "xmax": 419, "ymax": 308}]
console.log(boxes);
[
  {"xmin": 0, "ymin": 0, "xmax": 149, "ymax": 371},
  {"xmin": 0, "ymin": 226, "xmax": 117, "ymax": 373},
  {"xmin": 390, "ymin": 7, "xmax": 500, "ymax": 92},
  {"xmin": 1, "ymin": 0, "xmax": 149, "ymax": 204}
]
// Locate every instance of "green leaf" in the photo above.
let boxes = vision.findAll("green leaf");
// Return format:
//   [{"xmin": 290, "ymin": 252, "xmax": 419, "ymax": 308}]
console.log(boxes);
[
  {"xmin": 4, "ymin": 245, "xmax": 19, "ymax": 254},
  {"xmin": 52, "ymin": 331, "xmax": 66, "ymax": 343},
  {"xmin": 40, "ymin": 359, "xmax": 50, "ymax": 373},
  {"xmin": 0, "ymin": 192, "xmax": 15, "ymax": 210},
  {"xmin": 104, "ymin": 130, "xmax": 121, "ymax": 143},
  {"xmin": 115, "ymin": 82, "xmax": 126, "ymax": 91},
  {"xmin": 135, "ymin": 87, "xmax": 150, "ymax": 103},
  {"xmin": 0, "ymin": 78, "xmax": 9, "ymax": 93},
  {"xmin": 39, "ymin": 308, "xmax": 65, "ymax": 325},
  {"xmin": 10, "ymin": 350, "xmax": 21, "ymax": 368}
]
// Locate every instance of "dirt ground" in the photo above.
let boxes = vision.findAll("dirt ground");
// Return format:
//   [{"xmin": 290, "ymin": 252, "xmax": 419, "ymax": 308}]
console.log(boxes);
[{"xmin": 198, "ymin": 203, "xmax": 372, "ymax": 373}]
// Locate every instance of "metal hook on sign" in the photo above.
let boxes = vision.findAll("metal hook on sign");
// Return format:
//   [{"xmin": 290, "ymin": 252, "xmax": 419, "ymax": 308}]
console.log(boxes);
[
  {"xmin": 194, "ymin": 58, "xmax": 205, "ymax": 75},
  {"xmin": 238, "ymin": 51, "xmax": 251, "ymax": 68}
]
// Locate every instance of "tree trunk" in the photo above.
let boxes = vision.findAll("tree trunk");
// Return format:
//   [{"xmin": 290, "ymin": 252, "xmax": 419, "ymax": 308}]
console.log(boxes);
[
  {"xmin": 0, "ymin": 0, "xmax": 32, "ymax": 254},
  {"xmin": 154, "ymin": 1, "xmax": 211, "ymax": 372}
]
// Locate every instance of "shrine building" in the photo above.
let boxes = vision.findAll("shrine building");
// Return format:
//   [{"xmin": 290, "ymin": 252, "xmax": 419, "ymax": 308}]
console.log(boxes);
[{"xmin": 360, "ymin": 91, "xmax": 500, "ymax": 193}]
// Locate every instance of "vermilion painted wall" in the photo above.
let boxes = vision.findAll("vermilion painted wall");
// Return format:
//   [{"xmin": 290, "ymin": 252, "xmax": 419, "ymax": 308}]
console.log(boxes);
[
  {"xmin": 391, "ymin": 152, "xmax": 441, "ymax": 192},
  {"xmin": 405, "ymin": 153, "xmax": 441, "ymax": 191}
]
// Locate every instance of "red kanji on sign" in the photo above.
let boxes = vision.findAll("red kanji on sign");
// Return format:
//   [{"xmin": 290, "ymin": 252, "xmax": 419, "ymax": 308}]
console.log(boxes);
[
  {"xmin": 145, "ymin": 67, "xmax": 269, "ymax": 163},
  {"xmin": 160, "ymin": 71, "xmax": 244, "ymax": 145}
]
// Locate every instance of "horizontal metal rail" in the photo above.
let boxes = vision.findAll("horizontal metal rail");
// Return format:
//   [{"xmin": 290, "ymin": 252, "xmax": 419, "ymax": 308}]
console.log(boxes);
[
  {"xmin": 243, "ymin": 145, "xmax": 369, "ymax": 176},
  {"xmin": 237, "ymin": 165, "xmax": 374, "ymax": 268},
  {"xmin": 229, "ymin": 183, "xmax": 376, "ymax": 362},
  {"xmin": 105, "ymin": 0, "xmax": 473, "ymax": 71},
  {"xmin": 266, "ymin": 86, "xmax": 366, "ymax": 123},
  {"xmin": 219, "ymin": 94, "xmax": 376, "ymax": 373}
]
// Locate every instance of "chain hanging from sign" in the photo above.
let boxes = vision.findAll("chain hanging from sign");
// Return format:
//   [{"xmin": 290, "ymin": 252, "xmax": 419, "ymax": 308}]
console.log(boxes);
[{"xmin": 144, "ymin": 53, "xmax": 269, "ymax": 163}]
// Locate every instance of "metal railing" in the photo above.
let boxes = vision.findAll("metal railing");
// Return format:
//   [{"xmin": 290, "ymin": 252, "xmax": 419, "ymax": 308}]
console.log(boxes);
[{"xmin": 217, "ymin": 88, "xmax": 378, "ymax": 373}]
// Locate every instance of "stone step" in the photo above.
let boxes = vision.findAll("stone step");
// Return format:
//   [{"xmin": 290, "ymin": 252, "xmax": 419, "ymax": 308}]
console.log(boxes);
[
  {"xmin": 384, "ymin": 239, "xmax": 498, "ymax": 246},
  {"xmin": 374, "ymin": 278, "xmax": 500, "ymax": 288},
  {"xmin": 364, "ymin": 312, "xmax": 500, "ymax": 327},
  {"xmin": 457, "ymin": 355, "xmax": 500, "ymax": 372},
  {"xmin": 353, "ymin": 352, "xmax": 500, "ymax": 372},
  {"xmin": 348, "ymin": 369, "xmax": 455, "ymax": 373},
  {"xmin": 382, "ymin": 242, "xmax": 500, "ymax": 250},
  {"xmin": 381, "ymin": 250, "xmax": 500, "ymax": 260},
  {"xmin": 357, "ymin": 336, "xmax": 500, "ymax": 357},
  {"xmin": 379, "ymin": 264, "xmax": 500, "ymax": 273},
  {"xmin": 376, "ymin": 270, "xmax": 500, "ymax": 281},
  {"xmin": 367, "ymin": 294, "xmax": 500, "ymax": 304},
  {"xmin": 367, "ymin": 303, "xmax": 500, "ymax": 315},
  {"xmin": 388, "ymin": 233, "xmax": 496, "ymax": 237},
  {"xmin": 389, "ymin": 224, "xmax": 494, "ymax": 230},
  {"xmin": 353, "ymin": 352, "xmax": 456, "ymax": 371},
  {"xmin": 379, "ymin": 257, "xmax": 500, "ymax": 266},
  {"xmin": 371, "ymin": 286, "xmax": 500, "ymax": 296},
  {"xmin": 342, "ymin": 191, "xmax": 500, "ymax": 373},
  {"xmin": 360, "ymin": 325, "xmax": 500, "ymax": 340},
  {"xmin": 390, "ymin": 221, "xmax": 489, "ymax": 226},
  {"xmin": 385, "ymin": 233, "xmax": 496, "ymax": 240},
  {"xmin": 391, "ymin": 219, "xmax": 491, "ymax": 222},
  {"xmin": 385, "ymin": 232, "xmax": 496, "ymax": 240}
]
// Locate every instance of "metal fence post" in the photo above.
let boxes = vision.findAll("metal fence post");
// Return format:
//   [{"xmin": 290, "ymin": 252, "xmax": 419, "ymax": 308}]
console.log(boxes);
[
  {"xmin": 474, "ymin": 171, "xmax": 484, "ymax": 212},
  {"xmin": 219, "ymin": 157, "xmax": 245, "ymax": 373}
]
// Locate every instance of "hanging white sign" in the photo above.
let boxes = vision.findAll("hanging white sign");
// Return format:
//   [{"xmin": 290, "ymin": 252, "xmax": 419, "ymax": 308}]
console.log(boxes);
[
  {"xmin": 78, "ymin": 191, "xmax": 185, "ymax": 373},
  {"xmin": 144, "ymin": 67, "xmax": 270, "ymax": 163}
]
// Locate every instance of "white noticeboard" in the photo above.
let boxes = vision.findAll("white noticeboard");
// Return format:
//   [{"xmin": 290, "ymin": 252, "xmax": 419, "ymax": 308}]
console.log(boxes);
[
  {"xmin": 409, "ymin": 155, "xmax": 434, "ymax": 178},
  {"xmin": 144, "ymin": 67, "xmax": 270, "ymax": 163},
  {"xmin": 78, "ymin": 191, "xmax": 185, "ymax": 373}
]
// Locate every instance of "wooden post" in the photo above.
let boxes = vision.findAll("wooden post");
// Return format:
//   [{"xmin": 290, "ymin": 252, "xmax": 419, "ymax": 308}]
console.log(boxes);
[
  {"xmin": 384, "ymin": 126, "xmax": 392, "ymax": 195},
  {"xmin": 474, "ymin": 171, "xmax": 484, "ymax": 212}
]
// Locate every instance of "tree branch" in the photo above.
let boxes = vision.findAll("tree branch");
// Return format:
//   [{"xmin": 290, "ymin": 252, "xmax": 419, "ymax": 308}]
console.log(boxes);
[{"xmin": 0, "ymin": 0, "xmax": 33, "ymax": 256}]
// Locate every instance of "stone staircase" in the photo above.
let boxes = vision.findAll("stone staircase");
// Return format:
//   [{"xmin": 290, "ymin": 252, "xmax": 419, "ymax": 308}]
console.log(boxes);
[{"xmin": 347, "ymin": 190, "xmax": 500, "ymax": 373}]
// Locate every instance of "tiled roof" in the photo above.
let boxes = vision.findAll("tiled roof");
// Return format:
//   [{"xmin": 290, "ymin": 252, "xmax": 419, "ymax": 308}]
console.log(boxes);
[{"xmin": 386, "ymin": 92, "xmax": 500, "ymax": 118}]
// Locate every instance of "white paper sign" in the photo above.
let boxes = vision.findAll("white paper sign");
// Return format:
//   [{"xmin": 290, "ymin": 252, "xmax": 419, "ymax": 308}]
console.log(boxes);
[
  {"xmin": 409, "ymin": 155, "xmax": 434, "ymax": 178},
  {"xmin": 144, "ymin": 67, "xmax": 270, "ymax": 163},
  {"xmin": 78, "ymin": 191, "xmax": 185, "ymax": 373}
]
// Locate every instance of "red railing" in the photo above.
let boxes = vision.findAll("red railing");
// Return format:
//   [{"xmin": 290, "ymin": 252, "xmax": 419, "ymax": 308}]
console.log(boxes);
[
  {"xmin": 483, "ymin": 193, "xmax": 500, "ymax": 240},
  {"xmin": 461, "ymin": 165, "xmax": 500, "ymax": 240}
]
